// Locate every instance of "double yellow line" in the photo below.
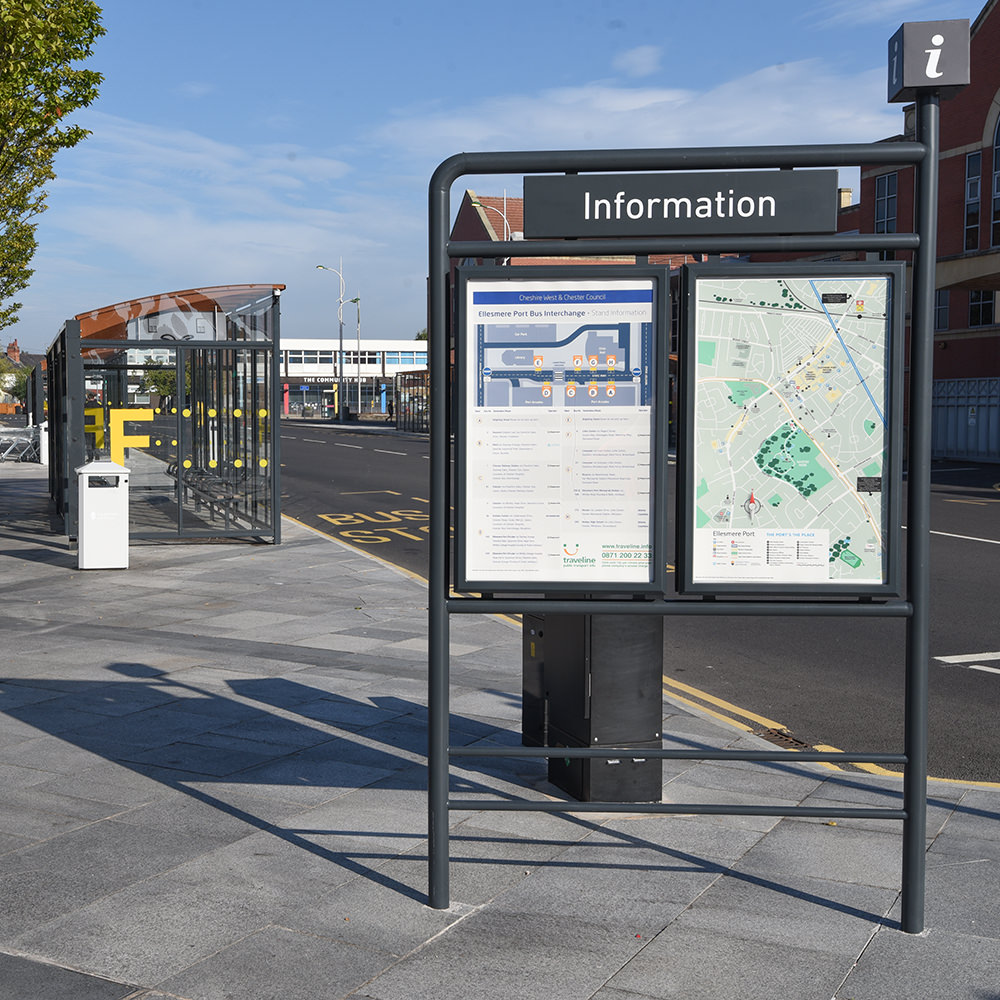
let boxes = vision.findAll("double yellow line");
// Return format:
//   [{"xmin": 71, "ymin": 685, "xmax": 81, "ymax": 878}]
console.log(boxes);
[{"xmin": 663, "ymin": 673, "xmax": 1000, "ymax": 787}]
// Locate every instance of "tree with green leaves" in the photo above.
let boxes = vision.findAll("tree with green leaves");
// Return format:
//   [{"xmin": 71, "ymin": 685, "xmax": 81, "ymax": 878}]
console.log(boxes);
[
  {"xmin": 0, "ymin": 1, "xmax": 105, "ymax": 331},
  {"xmin": 0, "ymin": 354, "xmax": 29, "ymax": 402}
]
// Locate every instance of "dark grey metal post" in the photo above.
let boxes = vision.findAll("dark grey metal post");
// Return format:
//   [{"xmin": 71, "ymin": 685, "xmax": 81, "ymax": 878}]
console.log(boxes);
[
  {"xmin": 64, "ymin": 320, "xmax": 85, "ymax": 539},
  {"xmin": 901, "ymin": 92, "xmax": 939, "ymax": 935},
  {"xmin": 271, "ymin": 299, "xmax": 282, "ymax": 544},
  {"xmin": 428, "ymin": 157, "xmax": 460, "ymax": 908}
]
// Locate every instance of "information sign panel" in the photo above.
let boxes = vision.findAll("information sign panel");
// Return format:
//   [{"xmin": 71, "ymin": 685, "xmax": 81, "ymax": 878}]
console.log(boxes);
[
  {"xmin": 679, "ymin": 262, "xmax": 904, "ymax": 596},
  {"xmin": 456, "ymin": 266, "xmax": 666, "ymax": 592}
]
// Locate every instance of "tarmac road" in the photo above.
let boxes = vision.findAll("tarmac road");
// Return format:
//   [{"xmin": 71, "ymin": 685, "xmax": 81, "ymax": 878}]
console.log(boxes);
[{"xmin": 279, "ymin": 420, "xmax": 1000, "ymax": 784}]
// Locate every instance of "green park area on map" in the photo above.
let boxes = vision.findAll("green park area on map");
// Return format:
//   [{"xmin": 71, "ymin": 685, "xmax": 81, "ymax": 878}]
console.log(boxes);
[{"xmin": 689, "ymin": 273, "xmax": 894, "ymax": 587}]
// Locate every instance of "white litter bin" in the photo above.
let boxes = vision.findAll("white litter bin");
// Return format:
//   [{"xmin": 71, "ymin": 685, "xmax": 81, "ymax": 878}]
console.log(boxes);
[{"xmin": 76, "ymin": 460, "xmax": 130, "ymax": 569}]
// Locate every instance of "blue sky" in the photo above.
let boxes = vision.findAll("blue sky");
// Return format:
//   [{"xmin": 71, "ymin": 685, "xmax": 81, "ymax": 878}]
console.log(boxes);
[{"xmin": 10, "ymin": 0, "xmax": 983, "ymax": 353}]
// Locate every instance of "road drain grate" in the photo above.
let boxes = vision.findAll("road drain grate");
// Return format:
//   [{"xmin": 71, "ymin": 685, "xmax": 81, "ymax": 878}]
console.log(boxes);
[{"xmin": 755, "ymin": 727, "xmax": 815, "ymax": 750}]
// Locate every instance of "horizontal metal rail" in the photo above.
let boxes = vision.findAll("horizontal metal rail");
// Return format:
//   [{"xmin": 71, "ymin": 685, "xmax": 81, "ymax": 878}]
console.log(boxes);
[
  {"xmin": 448, "ymin": 800, "xmax": 907, "ymax": 819},
  {"xmin": 448, "ymin": 233, "xmax": 920, "ymax": 259},
  {"xmin": 450, "ymin": 746, "xmax": 907, "ymax": 763},
  {"xmin": 431, "ymin": 141, "xmax": 927, "ymax": 187},
  {"xmin": 447, "ymin": 598, "xmax": 913, "ymax": 617}
]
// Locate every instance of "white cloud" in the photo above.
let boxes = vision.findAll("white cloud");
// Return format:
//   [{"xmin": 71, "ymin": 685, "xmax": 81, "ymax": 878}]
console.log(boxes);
[
  {"xmin": 373, "ymin": 59, "xmax": 901, "ymax": 161},
  {"xmin": 803, "ymin": 0, "xmax": 963, "ymax": 28},
  {"xmin": 612, "ymin": 45, "xmax": 662, "ymax": 78}
]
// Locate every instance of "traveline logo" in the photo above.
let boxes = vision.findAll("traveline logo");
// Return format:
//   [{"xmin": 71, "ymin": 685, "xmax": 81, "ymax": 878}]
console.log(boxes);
[{"xmin": 523, "ymin": 170, "xmax": 838, "ymax": 238}]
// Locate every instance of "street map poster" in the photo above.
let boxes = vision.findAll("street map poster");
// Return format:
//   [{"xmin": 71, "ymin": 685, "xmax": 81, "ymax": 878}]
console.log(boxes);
[
  {"xmin": 457, "ymin": 268, "xmax": 665, "ymax": 591},
  {"xmin": 680, "ymin": 262, "xmax": 903, "ymax": 595}
]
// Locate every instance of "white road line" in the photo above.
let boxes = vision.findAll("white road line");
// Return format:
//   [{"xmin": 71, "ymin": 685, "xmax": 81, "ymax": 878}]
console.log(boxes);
[
  {"xmin": 936, "ymin": 651, "xmax": 1000, "ymax": 664},
  {"xmin": 904, "ymin": 525, "xmax": 1000, "ymax": 545},
  {"xmin": 333, "ymin": 443, "xmax": 362, "ymax": 449},
  {"xmin": 970, "ymin": 664, "xmax": 1000, "ymax": 676},
  {"xmin": 281, "ymin": 435, "xmax": 297, "ymax": 439},
  {"xmin": 303, "ymin": 438, "xmax": 325, "ymax": 443},
  {"xmin": 374, "ymin": 449, "xmax": 408, "ymax": 456},
  {"xmin": 931, "ymin": 529, "xmax": 1000, "ymax": 545}
]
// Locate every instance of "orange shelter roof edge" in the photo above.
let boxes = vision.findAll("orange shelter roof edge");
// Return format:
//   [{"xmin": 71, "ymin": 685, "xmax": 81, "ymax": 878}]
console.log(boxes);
[{"xmin": 74, "ymin": 284, "xmax": 286, "ymax": 339}]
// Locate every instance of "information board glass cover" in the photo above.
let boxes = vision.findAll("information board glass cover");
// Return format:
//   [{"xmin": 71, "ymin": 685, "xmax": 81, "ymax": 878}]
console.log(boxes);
[
  {"xmin": 681, "ymin": 263, "xmax": 903, "ymax": 595},
  {"xmin": 458, "ymin": 272, "xmax": 662, "ymax": 590}
]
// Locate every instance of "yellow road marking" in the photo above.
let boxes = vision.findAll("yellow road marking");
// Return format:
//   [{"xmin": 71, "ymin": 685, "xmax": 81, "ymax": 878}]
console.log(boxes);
[
  {"xmin": 663, "ymin": 675, "xmax": 786, "ymax": 730},
  {"xmin": 662, "ymin": 688, "xmax": 755, "ymax": 733}
]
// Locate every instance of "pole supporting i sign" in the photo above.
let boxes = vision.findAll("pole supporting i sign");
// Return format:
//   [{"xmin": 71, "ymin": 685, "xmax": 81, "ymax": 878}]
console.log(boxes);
[{"xmin": 427, "ymin": 19, "xmax": 968, "ymax": 934}]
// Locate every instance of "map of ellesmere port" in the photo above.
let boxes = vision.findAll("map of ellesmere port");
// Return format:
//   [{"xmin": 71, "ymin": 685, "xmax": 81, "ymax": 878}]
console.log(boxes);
[
  {"xmin": 477, "ymin": 320, "xmax": 653, "ymax": 408},
  {"xmin": 691, "ymin": 275, "xmax": 892, "ymax": 587}
]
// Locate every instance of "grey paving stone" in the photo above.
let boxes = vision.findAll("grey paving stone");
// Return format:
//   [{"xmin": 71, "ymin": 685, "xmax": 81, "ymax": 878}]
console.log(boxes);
[
  {"xmin": 224, "ymin": 753, "xmax": 398, "ymax": 804},
  {"xmin": 9, "ymin": 859, "xmax": 275, "ymax": 985},
  {"xmin": 732, "ymin": 818, "xmax": 905, "ymax": 890},
  {"xmin": 362, "ymin": 908, "xmax": 646, "ymax": 1000},
  {"xmin": 910, "ymin": 849, "xmax": 1000, "ymax": 938},
  {"xmin": 835, "ymin": 926, "xmax": 1000, "ymax": 999},
  {"xmin": 159, "ymin": 924, "xmax": 398, "ymax": 1000},
  {"xmin": 605, "ymin": 925, "xmax": 851, "ymax": 1000},
  {"xmin": 0, "ymin": 953, "xmax": 140, "ymax": 1000},
  {"xmin": 594, "ymin": 812, "xmax": 769, "ymax": 864},
  {"xmin": 272, "ymin": 854, "xmax": 459, "ymax": 953},
  {"xmin": 0, "ymin": 819, "xmax": 217, "ymax": 938},
  {"xmin": 671, "ymin": 868, "xmax": 897, "ymax": 953}
]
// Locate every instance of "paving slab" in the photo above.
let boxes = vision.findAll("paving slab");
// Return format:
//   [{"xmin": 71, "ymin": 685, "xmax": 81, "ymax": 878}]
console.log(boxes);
[{"xmin": 0, "ymin": 462, "xmax": 998, "ymax": 1000}]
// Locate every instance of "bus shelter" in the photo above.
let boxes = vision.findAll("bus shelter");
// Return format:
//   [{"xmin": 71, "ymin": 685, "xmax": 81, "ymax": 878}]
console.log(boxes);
[{"xmin": 47, "ymin": 284, "xmax": 283, "ymax": 543}]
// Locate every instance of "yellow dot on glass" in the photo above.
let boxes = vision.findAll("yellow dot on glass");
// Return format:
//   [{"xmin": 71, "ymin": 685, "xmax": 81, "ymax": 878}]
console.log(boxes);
[
  {"xmin": 258, "ymin": 408, "xmax": 268, "ymax": 418},
  {"xmin": 171, "ymin": 407, "xmax": 177, "ymax": 414},
  {"xmin": 155, "ymin": 439, "xmax": 161, "ymax": 446},
  {"xmin": 233, "ymin": 408, "xmax": 242, "ymax": 418},
  {"xmin": 182, "ymin": 408, "xmax": 191, "ymax": 417},
  {"xmin": 171, "ymin": 439, "xmax": 177, "ymax": 446},
  {"xmin": 208, "ymin": 408, "xmax": 217, "ymax": 417},
  {"xmin": 234, "ymin": 459, "xmax": 243, "ymax": 468},
  {"xmin": 259, "ymin": 458, "xmax": 268, "ymax": 468},
  {"xmin": 183, "ymin": 459, "xmax": 192, "ymax": 469},
  {"xmin": 154, "ymin": 407, "xmax": 161, "ymax": 414},
  {"xmin": 209, "ymin": 459, "xmax": 217, "ymax": 468}
]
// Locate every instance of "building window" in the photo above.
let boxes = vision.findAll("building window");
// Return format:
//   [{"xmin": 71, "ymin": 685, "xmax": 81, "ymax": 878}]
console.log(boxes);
[
  {"xmin": 286, "ymin": 351, "xmax": 303, "ymax": 364},
  {"xmin": 992, "ymin": 118, "xmax": 1000, "ymax": 247},
  {"xmin": 318, "ymin": 352, "xmax": 334, "ymax": 364},
  {"xmin": 969, "ymin": 290, "xmax": 995, "ymax": 327},
  {"xmin": 934, "ymin": 289, "xmax": 949, "ymax": 331},
  {"xmin": 875, "ymin": 173, "xmax": 896, "ymax": 232},
  {"xmin": 966, "ymin": 151, "xmax": 981, "ymax": 251},
  {"xmin": 874, "ymin": 172, "xmax": 896, "ymax": 260},
  {"xmin": 385, "ymin": 351, "xmax": 400, "ymax": 364}
]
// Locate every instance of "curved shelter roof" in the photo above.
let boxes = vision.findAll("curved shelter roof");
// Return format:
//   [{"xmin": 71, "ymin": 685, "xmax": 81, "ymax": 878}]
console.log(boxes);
[{"xmin": 73, "ymin": 284, "xmax": 285, "ymax": 340}]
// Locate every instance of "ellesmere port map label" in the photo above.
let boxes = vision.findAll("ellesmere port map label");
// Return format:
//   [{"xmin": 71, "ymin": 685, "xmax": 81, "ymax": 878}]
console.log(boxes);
[
  {"xmin": 523, "ymin": 170, "xmax": 838, "ymax": 238},
  {"xmin": 680, "ymin": 263, "xmax": 903, "ymax": 595}
]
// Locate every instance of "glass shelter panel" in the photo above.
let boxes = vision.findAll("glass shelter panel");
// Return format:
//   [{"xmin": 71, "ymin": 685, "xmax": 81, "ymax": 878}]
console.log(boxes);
[{"xmin": 46, "ymin": 285, "xmax": 281, "ymax": 542}]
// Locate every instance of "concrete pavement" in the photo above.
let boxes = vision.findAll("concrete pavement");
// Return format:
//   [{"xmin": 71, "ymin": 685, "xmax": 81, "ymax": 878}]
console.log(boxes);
[{"xmin": 0, "ymin": 460, "xmax": 997, "ymax": 1000}]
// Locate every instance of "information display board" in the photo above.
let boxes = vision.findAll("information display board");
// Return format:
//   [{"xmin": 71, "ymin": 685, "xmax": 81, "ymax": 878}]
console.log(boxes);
[
  {"xmin": 679, "ymin": 262, "xmax": 904, "ymax": 596},
  {"xmin": 456, "ymin": 266, "xmax": 667, "ymax": 592}
]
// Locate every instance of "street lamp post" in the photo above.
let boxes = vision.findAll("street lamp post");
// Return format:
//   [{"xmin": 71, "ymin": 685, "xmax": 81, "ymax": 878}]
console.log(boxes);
[
  {"xmin": 348, "ymin": 296, "xmax": 361, "ymax": 412},
  {"xmin": 315, "ymin": 261, "xmax": 346, "ymax": 420},
  {"xmin": 470, "ymin": 190, "xmax": 512, "ymax": 264}
]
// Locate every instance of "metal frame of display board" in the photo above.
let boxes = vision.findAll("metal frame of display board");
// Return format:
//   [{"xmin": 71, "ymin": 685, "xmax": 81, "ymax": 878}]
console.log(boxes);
[{"xmin": 428, "ymin": 94, "xmax": 940, "ymax": 935}]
